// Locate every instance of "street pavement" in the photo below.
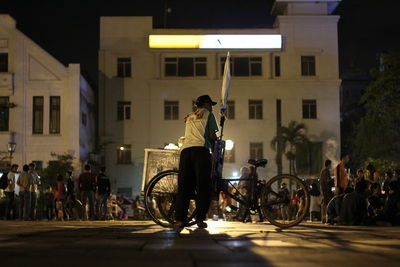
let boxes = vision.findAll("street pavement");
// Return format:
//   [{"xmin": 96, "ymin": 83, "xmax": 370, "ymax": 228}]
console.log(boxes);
[{"xmin": 0, "ymin": 220, "xmax": 399, "ymax": 267}]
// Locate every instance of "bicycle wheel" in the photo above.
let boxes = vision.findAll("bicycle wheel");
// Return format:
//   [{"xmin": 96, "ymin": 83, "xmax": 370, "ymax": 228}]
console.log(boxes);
[
  {"xmin": 260, "ymin": 174, "xmax": 310, "ymax": 228},
  {"xmin": 144, "ymin": 170, "xmax": 197, "ymax": 227}
]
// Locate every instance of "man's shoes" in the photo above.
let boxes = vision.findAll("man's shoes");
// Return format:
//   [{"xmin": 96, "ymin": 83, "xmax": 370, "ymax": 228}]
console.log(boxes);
[
  {"xmin": 172, "ymin": 221, "xmax": 185, "ymax": 232},
  {"xmin": 196, "ymin": 221, "xmax": 208, "ymax": 229}
]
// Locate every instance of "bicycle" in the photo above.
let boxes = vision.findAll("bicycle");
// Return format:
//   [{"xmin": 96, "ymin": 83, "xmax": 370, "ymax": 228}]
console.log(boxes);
[{"xmin": 144, "ymin": 139, "xmax": 310, "ymax": 229}]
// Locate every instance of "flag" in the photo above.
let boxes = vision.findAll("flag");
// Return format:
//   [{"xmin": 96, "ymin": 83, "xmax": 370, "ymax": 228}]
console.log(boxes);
[{"xmin": 221, "ymin": 52, "xmax": 231, "ymax": 114}]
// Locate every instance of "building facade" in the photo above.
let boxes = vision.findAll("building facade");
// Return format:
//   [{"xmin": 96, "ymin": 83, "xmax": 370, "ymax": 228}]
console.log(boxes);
[
  {"xmin": 0, "ymin": 15, "xmax": 96, "ymax": 172},
  {"xmin": 99, "ymin": 0, "xmax": 342, "ymax": 197}
]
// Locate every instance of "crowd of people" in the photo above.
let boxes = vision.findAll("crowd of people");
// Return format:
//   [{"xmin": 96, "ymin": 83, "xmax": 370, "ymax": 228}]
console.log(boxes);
[
  {"xmin": 317, "ymin": 155, "xmax": 400, "ymax": 226},
  {"xmin": 0, "ymin": 163, "xmax": 140, "ymax": 221}
]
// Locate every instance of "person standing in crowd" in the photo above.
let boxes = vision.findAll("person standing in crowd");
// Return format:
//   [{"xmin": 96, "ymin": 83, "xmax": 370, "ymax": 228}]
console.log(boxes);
[
  {"xmin": 383, "ymin": 171, "xmax": 394, "ymax": 195},
  {"xmin": 55, "ymin": 174, "xmax": 66, "ymax": 220},
  {"xmin": 320, "ymin": 160, "xmax": 333, "ymax": 223},
  {"xmin": 309, "ymin": 183, "xmax": 322, "ymax": 222},
  {"xmin": 44, "ymin": 186, "xmax": 55, "ymax": 220},
  {"xmin": 174, "ymin": 95, "xmax": 219, "ymax": 230},
  {"xmin": 17, "ymin": 164, "xmax": 32, "ymax": 221},
  {"xmin": 379, "ymin": 181, "xmax": 400, "ymax": 225},
  {"xmin": 326, "ymin": 187, "xmax": 354, "ymax": 225},
  {"xmin": 28, "ymin": 163, "xmax": 40, "ymax": 220},
  {"xmin": 78, "ymin": 164, "xmax": 96, "ymax": 220},
  {"xmin": 96, "ymin": 166, "xmax": 111, "ymax": 220},
  {"xmin": 4, "ymin": 164, "xmax": 18, "ymax": 220},
  {"xmin": 66, "ymin": 171, "xmax": 75, "ymax": 199},
  {"xmin": 334, "ymin": 154, "xmax": 349, "ymax": 195},
  {"xmin": 368, "ymin": 183, "xmax": 385, "ymax": 218},
  {"xmin": 355, "ymin": 169, "xmax": 365, "ymax": 183},
  {"xmin": 278, "ymin": 182, "xmax": 291, "ymax": 221},
  {"xmin": 340, "ymin": 180, "xmax": 369, "ymax": 225}
]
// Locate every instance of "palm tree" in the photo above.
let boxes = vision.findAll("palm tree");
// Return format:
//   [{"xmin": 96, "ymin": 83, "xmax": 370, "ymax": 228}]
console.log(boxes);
[{"xmin": 270, "ymin": 121, "xmax": 309, "ymax": 175}]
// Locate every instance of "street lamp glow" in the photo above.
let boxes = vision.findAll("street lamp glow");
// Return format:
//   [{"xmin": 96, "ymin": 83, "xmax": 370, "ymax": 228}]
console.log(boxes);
[
  {"xmin": 119, "ymin": 146, "xmax": 125, "ymax": 151},
  {"xmin": 225, "ymin": 139, "xmax": 234, "ymax": 151}
]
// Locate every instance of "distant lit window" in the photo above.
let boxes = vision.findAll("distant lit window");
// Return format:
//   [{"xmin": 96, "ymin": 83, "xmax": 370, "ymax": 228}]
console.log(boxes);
[
  {"xmin": 117, "ymin": 57, "xmax": 131, "ymax": 77},
  {"xmin": 0, "ymin": 53, "xmax": 8, "ymax": 72},
  {"xmin": 164, "ymin": 101, "xmax": 179, "ymax": 120},
  {"xmin": 274, "ymin": 56, "xmax": 281, "ymax": 77},
  {"xmin": 165, "ymin": 57, "xmax": 207, "ymax": 77},
  {"xmin": 249, "ymin": 100, "xmax": 263, "ymax": 120},
  {"xmin": 117, "ymin": 101, "xmax": 131, "ymax": 120},
  {"xmin": 117, "ymin": 145, "xmax": 132, "ymax": 164},
  {"xmin": 226, "ymin": 100, "xmax": 235, "ymax": 120},
  {"xmin": 33, "ymin": 96, "xmax": 44, "ymax": 134},
  {"xmin": 0, "ymin": 97, "xmax": 9, "ymax": 131},
  {"xmin": 301, "ymin": 56, "xmax": 316, "ymax": 76},
  {"xmin": 250, "ymin": 142, "xmax": 263, "ymax": 160},
  {"xmin": 302, "ymin": 100, "xmax": 317, "ymax": 119},
  {"xmin": 221, "ymin": 56, "xmax": 262, "ymax": 77},
  {"xmin": 224, "ymin": 147, "xmax": 235, "ymax": 163},
  {"xmin": 49, "ymin": 96, "xmax": 61, "ymax": 134}
]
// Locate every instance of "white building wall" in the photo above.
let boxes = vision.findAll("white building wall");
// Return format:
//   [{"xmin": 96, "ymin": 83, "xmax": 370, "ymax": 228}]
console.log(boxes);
[
  {"xmin": 99, "ymin": 1, "xmax": 341, "ymax": 197},
  {"xmin": 0, "ymin": 14, "xmax": 95, "ymax": 172}
]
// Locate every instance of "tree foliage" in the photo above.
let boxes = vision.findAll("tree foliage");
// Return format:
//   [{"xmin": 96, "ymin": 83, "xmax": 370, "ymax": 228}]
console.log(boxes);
[
  {"xmin": 353, "ymin": 53, "xmax": 400, "ymax": 164},
  {"xmin": 41, "ymin": 153, "xmax": 74, "ymax": 190},
  {"xmin": 271, "ymin": 121, "xmax": 309, "ymax": 175}
]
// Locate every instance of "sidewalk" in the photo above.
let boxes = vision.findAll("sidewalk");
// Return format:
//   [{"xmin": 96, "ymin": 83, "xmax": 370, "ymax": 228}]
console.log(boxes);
[{"xmin": 0, "ymin": 220, "xmax": 400, "ymax": 266}]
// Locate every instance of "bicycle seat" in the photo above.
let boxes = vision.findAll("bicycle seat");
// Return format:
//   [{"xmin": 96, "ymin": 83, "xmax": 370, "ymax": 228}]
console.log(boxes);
[{"xmin": 248, "ymin": 159, "xmax": 268, "ymax": 168}]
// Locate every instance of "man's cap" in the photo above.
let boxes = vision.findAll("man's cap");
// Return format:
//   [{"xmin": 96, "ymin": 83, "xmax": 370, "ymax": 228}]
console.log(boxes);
[{"xmin": 196, "ymin": 95, "xmax": 217, "ymax": 106}]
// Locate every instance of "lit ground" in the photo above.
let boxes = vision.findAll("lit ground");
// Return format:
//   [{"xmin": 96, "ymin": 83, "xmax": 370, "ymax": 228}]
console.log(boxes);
[{"xmin": 0, "ymin": 220, "xmax": 399, "ymax": 266}]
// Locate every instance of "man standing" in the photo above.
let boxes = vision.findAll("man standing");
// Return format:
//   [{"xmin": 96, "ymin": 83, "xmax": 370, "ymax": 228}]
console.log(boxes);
[
  {"xmin": 96, "ymin": 167, "xmax": 111, "ymax": 220},
  {"xmin": 334, "ymin": 154, "xmax": 349, "ymax": 195},
  {"xmin": 17, "ymin": 164, "xmax": 32, "ymax": 220},
  {"xmin": 320, "ymin": 159, "xmax": 333, "ymax": 223},
  {"xmin": 174, "ymin": 95, "xmax": 219, "ymax": 230},
  {"xmin": 4, "ymin": 164, "xmax": 18, "ymax": 220},
  {"xmin": 28, "ymin": 163, "xmax": 40, "ymax": 220},
  {"xmin": 78, "ymin": 164, "xmax": 96, "ymax": 220}
]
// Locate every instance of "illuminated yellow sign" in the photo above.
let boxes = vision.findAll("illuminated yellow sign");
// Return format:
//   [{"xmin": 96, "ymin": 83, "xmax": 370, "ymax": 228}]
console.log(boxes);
[{"xmin": 149, "ymin": 35, "xmax": 282, "ymax": 49}]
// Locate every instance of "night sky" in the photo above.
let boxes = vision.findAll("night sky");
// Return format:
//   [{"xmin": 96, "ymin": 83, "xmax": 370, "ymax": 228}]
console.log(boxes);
[{"xmin": 1, "ymin": 0, "xmax": 399, "ymax": 86}]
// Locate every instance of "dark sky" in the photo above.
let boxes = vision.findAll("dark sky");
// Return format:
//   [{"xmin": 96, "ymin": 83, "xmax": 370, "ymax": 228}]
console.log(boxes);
[{"xmin": 1, "ymin": 0, "xmax": 400, "ymax": 85}]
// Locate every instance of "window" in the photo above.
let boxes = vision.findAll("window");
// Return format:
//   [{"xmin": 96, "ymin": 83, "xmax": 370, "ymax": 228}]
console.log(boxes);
[
  {"xmin": 164, "ymin": 101, "xmax": 179, "ymax": 120},
  {"xmin": 0, "ymin": 97, "xmax": 9, "ymax": 131},
  {"xmin": 249, "ymin": 100, "xmax": 263, "ymax": 119},
  {"xmin": 164, "ymin": 57, "xmax": 207, "ymax": 77},
  {"xmin": 224, "ymin": 147, "xmax": 235, "ymax": 163},
  {"xmin": 117, "ymin": 57, "xmax": 131, "ymax": 77},
  {"xmin": 250, "ymin": 142, "xmax": 263, "ymax": 160},
  {"xmin": 49, "ymin": 96, "xmax": 61, "ymax": 134},
  {"xmin": 302, "ymin": 100, "xmax": 317, "ymax": 119},
  {"xmin": 301, "ymin": 56, "xmax": 316, "ymax": 76},
  {"xmin": 81, "ymin": 112, "xmax": 87, "ymax": 126},
  {"xmin": 117, "ymin": 101, "xmax": 131, "ymax": 120},
  {"xmin": 117, "ymin": 145, "xmax": 132, "ymax": 164},
  {"xmin": 274, "ymin": 56, "xmax": 281, "ymax": 77},
  {"xmin": 296, "ymin": 142, "xmax": 323, "ymax": 175},
  {"xmin": 226, "ymin": 100, "xmax": 235, "ymax": 120},
  {"xmin": 0, "ymin": 53, "xmax": 8, "ymax": 72},
  {"xmin": 221, "ymin": 56, "xmax": 262, "ymax": 77},
  {"xmin": 32, "ymin": 96, "xmax": 44, "ymax": 134}
]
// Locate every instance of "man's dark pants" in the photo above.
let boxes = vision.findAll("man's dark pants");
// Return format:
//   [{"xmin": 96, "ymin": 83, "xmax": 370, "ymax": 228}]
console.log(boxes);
[
  {"xmin": 175, "ymin": 146, "xmax": 212, "ymax": 223},
  {"xmin": 81, "ymin": 191, "xmax": 95, "ymax": 220},
  {"xmin": 30, "ymin": 192, "xmax": 37, "ymax": 220},
  {"xmin": 5, "ymin": 192, "xmax": 15, "ymax": 220}
]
